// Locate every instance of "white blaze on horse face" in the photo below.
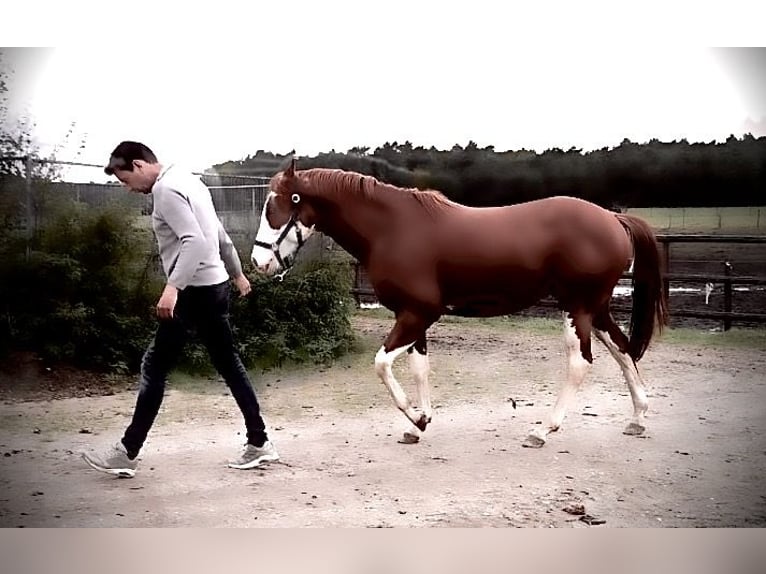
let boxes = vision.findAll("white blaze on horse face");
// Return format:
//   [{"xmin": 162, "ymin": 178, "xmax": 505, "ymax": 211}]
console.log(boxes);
[{"xmin": 250, "ymin": 192, "xmax": 314, "ymax": 273}]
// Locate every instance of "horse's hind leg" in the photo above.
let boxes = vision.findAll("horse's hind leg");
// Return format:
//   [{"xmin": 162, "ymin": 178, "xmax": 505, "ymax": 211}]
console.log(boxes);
[
  {"xmin": 400, "ymin": 337, "xmax": 432, "ymax": 444},
  {"xmin": 593, "ymin": 312, "xmax": 649, "ymax": 436},
  {"xmin": 523, "ymin": 311, "xmax": 593, "ymax": 448}
]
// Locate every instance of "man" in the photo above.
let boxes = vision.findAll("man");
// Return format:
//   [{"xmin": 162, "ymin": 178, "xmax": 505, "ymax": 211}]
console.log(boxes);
[{"xmin": 82, "ymin": 141, "xmax": 278, "ymax": 477}]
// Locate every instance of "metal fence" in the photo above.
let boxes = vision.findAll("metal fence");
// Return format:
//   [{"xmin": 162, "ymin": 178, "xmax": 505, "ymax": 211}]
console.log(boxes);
[
  {"xmin": 0, "ymin": 156, "xmax": 339, "ymax": 262},
  {"xmin": 628, "ymin": 206, "xmax": 763, "ymax": 231},
  {"xmin": 352, "ymin": 235, "xmax": 766, "ymax": 330}
]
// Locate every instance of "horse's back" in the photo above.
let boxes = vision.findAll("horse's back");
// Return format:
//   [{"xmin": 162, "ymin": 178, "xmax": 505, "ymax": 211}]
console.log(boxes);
[
  {"xmin": 404, "ymin": 196, "xmax": 632, "ymax": 316},
  {"xmin": 437, "ymin": 196, "xmax": 631, "ymax": 268}
]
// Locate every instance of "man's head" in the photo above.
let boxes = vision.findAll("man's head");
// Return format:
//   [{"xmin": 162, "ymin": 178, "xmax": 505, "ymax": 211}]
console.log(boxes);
[{"xmin": 104, "ymin": 141, "xmax": 161, "ymax": 193}]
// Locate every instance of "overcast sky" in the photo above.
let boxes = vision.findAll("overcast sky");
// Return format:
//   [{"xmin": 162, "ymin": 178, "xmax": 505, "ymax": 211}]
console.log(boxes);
[{"xmin": 2, "ymin": 4, "xmax": 765, "ymax": 182}]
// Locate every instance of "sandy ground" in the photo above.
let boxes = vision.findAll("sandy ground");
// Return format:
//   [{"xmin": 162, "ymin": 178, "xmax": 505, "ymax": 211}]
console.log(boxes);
[{"xmin": 1, "ymin": 315, "xmax": 765, "ymax": 527}]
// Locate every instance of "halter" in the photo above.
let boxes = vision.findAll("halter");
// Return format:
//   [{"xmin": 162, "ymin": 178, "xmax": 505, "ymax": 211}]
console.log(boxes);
[{"xmin": 253, "ymin": 212, "xmax": 305, "ymax": 281}]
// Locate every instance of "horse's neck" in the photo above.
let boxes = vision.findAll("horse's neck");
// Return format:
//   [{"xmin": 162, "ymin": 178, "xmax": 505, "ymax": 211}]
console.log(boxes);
[{"xmin": 315, "ymin": 195, "xmax": 389, "ymax": 263}]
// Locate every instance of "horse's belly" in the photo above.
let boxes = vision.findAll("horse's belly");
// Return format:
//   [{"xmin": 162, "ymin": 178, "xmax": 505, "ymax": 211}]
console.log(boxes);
[
  {"xmin": 444, "ymin": 298, "xmax": 537, "ymax": 317},
  {"xmin": 442, "ymin": 281, "xmax": 546, "ymax": 317}
]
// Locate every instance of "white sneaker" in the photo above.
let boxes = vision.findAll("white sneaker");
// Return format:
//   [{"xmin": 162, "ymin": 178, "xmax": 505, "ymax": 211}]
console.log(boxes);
[
  {"xmin": 228, "ymin": 441, "xmax": 280, "ymax": 470},
  {"xmin": 82, "ymin": 441, "xmax": 137, "ymax": 478}
]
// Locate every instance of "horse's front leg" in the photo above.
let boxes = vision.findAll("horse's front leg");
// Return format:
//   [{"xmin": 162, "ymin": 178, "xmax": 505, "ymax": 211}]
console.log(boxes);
[
  {"xmin": 374, "ymin": 312, "xmax": 431, "ymax": 440},
  {"xmin": 400, "ymin": 338, "xmax": 432, "ymax": 444}
]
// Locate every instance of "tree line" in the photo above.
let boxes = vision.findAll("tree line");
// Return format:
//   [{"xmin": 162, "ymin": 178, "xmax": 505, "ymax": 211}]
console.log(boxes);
[{"xmin": 211, "ymin": 135, "xmax": 766, "ymax": 209}]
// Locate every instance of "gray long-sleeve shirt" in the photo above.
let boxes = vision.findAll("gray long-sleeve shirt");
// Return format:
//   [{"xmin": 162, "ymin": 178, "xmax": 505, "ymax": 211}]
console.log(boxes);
[{"xmin": 151, "ymin": 164, "xmax": 243, "ymax": 290}]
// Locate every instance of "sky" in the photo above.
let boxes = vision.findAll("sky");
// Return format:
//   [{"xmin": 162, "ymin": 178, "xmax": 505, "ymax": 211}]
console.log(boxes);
[{"xmin": 2, "ymin": 3, "xmax": 765, "ymax": 182}]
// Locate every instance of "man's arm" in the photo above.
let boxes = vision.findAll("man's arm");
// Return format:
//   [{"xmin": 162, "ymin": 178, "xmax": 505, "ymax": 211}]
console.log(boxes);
[
  {"xmin": 217, "ymin": 219, "xmax": 243, "ymax": 278},
  {"xmin": 218, "ymin": 219, "xmax": 251, "ymax": 297}
]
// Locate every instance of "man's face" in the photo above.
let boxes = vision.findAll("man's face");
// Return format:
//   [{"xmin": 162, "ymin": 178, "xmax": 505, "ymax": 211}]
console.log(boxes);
[{"xmin": 113, "ymin": 160, "xmax": 157, "ymax": 194}]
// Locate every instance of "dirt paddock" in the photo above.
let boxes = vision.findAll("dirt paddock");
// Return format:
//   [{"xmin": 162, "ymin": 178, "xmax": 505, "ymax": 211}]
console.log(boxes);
[{"xmin": 1, "ymin": 315, "xmax": 765, "ymax": 527}]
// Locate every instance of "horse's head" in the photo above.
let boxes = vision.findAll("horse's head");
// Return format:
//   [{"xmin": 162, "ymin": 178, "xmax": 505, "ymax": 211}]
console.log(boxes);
[{"xmin": 251, "ymin": 158, "xmax": 318, "ymax": 275}]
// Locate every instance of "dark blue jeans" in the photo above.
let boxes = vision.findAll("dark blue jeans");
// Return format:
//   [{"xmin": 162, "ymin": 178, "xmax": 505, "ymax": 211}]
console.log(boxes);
[{"xmin": 121, "ymin": 281, "xmax": 267, "ymax": 458}]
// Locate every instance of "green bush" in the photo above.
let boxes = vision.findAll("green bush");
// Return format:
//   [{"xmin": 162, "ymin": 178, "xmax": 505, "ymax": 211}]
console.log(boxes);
[
  {"xmin": 0, "ymin": 200, "xmax": 160, "ymax": 372},
  {"xmin": 0, "ymin": 193, "xmax": 356, "ymax": 376},
  {"xmin": 226, "ymin": 260, "xmax": 356, "ymax": 371}
]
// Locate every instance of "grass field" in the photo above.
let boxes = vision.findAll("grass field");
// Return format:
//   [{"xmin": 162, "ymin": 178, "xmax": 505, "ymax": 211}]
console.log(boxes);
[
  {"xmin": 626, "ymin": 206, "xmax": 765, "ymax": 234},
  {"xmin": 357, "ymin": 307, "xmax": 766, "ymax": 345}
]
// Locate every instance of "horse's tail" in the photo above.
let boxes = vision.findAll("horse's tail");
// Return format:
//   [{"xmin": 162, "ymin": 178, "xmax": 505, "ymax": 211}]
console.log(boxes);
[{"xmin": 615, "ymin": 213, "xmax": 668, "ymax": 362}]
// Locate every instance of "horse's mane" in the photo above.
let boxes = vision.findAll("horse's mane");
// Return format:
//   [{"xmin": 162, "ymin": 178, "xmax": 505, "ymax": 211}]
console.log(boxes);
[{"xmin": 301, "ymin": 168, "xmax": 460, "ymax": 218}]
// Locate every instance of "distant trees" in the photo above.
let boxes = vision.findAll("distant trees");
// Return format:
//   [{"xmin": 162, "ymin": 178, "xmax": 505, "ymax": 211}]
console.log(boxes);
[{"xmin": 211, "ymin": 135, "xmax": 766, "ymax": 209}]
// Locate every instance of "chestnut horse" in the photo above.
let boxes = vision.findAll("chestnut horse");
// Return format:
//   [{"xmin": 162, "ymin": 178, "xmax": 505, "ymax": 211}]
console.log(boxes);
[{"xmin": 251, "ymin": 160, "xmax": 667, "ymax": 448}]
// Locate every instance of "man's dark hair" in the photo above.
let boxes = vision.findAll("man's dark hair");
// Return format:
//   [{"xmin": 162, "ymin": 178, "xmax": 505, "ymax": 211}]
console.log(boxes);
[{"xmin": 104, "ymin": 141, "xmax": 158, "ymax": 175}]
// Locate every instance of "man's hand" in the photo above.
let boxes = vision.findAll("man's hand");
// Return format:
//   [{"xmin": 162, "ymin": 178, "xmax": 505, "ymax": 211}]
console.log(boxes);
[
  {"xmin": 156, "ymin": 284, "xmax": 179, "ymax": 319},
  {"xmin": 233, "ymin": 274, "xmax": 252, "ymax": 297}
]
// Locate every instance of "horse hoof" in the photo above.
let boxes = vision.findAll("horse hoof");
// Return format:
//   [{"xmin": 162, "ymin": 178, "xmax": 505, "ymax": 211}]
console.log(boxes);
[
  {"xmin": 522, "ymin": 434, "xmax": 546, "ymax": 448},
  {"xmin": 414, "ymin": 414, "xmax": 429, "ymax": 432},
  {"xmin": 399, "ymin": 432, "xmax": 420, "ymax": 444},
  {"xmin": 623, "ymin": 422, "xmax": 646, "ymax": 436}
]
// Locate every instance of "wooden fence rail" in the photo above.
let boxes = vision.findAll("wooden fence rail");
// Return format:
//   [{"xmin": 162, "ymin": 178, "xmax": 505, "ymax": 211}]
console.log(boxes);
[{"xmin": 351, "ymin": 234, "xmax": 766, "ymax": 330}]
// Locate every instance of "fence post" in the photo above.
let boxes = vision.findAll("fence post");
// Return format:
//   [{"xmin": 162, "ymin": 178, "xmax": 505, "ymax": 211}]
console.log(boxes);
[
  {"xmin": 723, "ymin": 261, "xmax": 733, "ymax": 331},
  {"xmin": 25, "ymin": 156, "xmax": 33, "ymax": 260},
  {"xmin": 662, "ymin": 241, "xmax": 670, "ymax": 309},
  {"xmin": 353, "ymin": 261, "xmax": 362, "ymax": 307}
]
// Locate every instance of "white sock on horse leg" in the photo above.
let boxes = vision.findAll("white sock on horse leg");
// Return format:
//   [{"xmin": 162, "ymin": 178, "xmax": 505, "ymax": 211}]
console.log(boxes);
[
  {"xmin": 594, "ymin": 329, "xmax": 649, "ymax": 432},
  {"xmin": 374, "ymin": 344, "xmax": 420, "ymax": 424}
]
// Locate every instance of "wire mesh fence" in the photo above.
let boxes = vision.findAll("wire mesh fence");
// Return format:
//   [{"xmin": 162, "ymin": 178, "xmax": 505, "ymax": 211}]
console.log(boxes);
[{"xmin": 0, "ymin": 156, "xmax": 340, "ymax": 266}]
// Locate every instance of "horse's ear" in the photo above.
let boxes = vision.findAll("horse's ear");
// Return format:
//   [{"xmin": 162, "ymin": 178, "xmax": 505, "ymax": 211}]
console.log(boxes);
[{"xmin": 284, "ymin": 157, "xmax": 296, "ymax": 178}]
